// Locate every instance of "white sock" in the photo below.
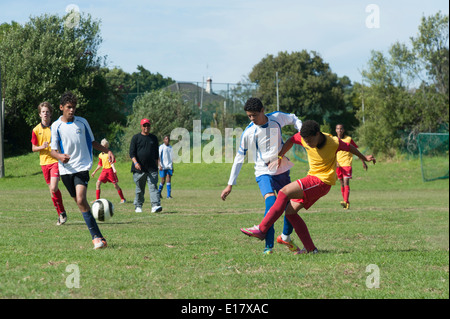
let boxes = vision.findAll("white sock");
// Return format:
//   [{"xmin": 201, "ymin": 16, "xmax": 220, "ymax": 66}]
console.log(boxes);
[{"xmin": 281, "ymin": 234, "xmax": 291, "ymax": 242}]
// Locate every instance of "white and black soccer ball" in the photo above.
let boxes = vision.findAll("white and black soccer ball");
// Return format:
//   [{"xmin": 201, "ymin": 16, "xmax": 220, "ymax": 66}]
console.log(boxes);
[{"xmin": 92, "ymin": 199, "xmax": 114, "ymax": 222}]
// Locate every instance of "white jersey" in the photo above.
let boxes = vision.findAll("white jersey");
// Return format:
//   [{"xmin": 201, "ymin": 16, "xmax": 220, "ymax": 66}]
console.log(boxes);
[
  {"xmin": 227, "ymin": 111, "xmax": 302, "ymax": 185},
  {"xmin": 159, "ymin": 143, "xmax": 173, "ymax": 170},
  {"xmin": 50, "ymin": 116, "xmax": 95, "ymax": 175}
]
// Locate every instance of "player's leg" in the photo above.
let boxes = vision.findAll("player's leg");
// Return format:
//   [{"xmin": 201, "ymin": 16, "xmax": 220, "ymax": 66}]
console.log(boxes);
[
  {"xmin": 271, "ymin": 171, "xmax": 295, "ymax": 246},
  {"xmin": 166, "ymin": 172, "xmax": 172, "ymax": 199},
  {"xmin": 95, "ymin": 179, "xmax": 102, "ymax": 200},
  {"xmin": 73, "ymin": 172, "xmax": 105, "ymax": 249},
  {"xmin": 256, "ymin": 175, "xmax": 277, "ymax": 254},
  {"xmin": 113, "ymin": 182, "xmax": 126, "ymax": 203},
  {"xmin": 158, "ymin": 170, "xmax": 166, "ymax": 198},
  {"xmin": 241, "ymin": 180, "xmax": 303, "ymax": 239},
  {"xmin": 285, "ymin": 201, "xmax": 316, "ymax": 253}
]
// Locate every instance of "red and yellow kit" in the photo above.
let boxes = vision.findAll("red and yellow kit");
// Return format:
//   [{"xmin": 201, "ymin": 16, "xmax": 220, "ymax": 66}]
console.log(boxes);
[
  {"xmin": 31, "ymin": 123, "xmax": 58, "ymax": 166},
  {"xmin": 336, "ymin": 136, "xmax": 358, "ymax": 167},
  {"xmin": 290, "ymin": 132, "xmax": 350, "ymax": 186}
]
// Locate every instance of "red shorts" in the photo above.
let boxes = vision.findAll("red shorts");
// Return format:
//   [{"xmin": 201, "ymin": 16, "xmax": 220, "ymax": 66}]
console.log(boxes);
[
  {"xmin": 336, "ymin": 166, "xmax": 352, "ymax": 180},
  {"xmin": 98, "ymin": 168, "xmax": 119, "ymax": 184},
  {"xmin": 41, "ymin": 162, "xmax": 60, "ymax": 184},
  {"xmin": 291, "ymin": 175, "xmax": 331, "ymax": 210}
]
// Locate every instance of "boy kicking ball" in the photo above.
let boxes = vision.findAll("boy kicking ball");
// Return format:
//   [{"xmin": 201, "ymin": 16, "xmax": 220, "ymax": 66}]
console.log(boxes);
[{"xmin": 240, "ymin": 120, "xmax": 376, "ymax": 254}]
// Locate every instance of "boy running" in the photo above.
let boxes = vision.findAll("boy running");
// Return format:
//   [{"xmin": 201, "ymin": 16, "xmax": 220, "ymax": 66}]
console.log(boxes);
[
  {"xmin": 50, "ymin": 92, "xmax": 115, "ymax": 250},
  {"xmin": 221, "ymin": 97, "xmax": 302, "ymax": 255},
  {"xmin": 91, "ymin": 138, "xmax": 126, "ymax": 203},
  {"xmin": 31, "ymin": 101, "xmax": 67, "ymax": 226},
  {"xmin": 335, "ymin": 124, "xmax": 367, "ymax": 209},
  {"xmin": 158, "ymin": 135, "xmax": 174, "ymax": 199},
  {"xmin": 240, "ymin": 120, "xmax": 376, "ymax": 253}
]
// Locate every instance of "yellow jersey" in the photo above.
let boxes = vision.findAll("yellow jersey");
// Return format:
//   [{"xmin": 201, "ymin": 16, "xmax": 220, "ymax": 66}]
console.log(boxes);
[
  {"xmin": 31, "ymin": 123, "xmax": 58, "ymax": 166},
  {"xmin": 336, "ymin": 136, "xmax": 358, "ymax": 167},
  {"xmin": 98, "ymin": 152, "xmax": 113, "ymax": 169},
  {"xmin": 291, "ymin": 132, "xmax": 350, "ymax": 185}
]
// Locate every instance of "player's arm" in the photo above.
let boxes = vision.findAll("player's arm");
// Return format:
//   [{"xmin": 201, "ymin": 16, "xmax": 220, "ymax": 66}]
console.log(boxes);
[
  {"xmin": 31, "ymin": 131, "xmax": 48, "ymax": 152},
  {"xmin": 50, "ymin": 149, "xmax": 70, "ymax": 163},
  {"xmin": 348, "ymin": 144, "xmax": 376, "ymax": 165},
  {"xmin": 221, "ymin": 131, "xmax": 248, "ymax": 201},
  {"xmin": 91, "ymin": 164, "xmax": 101, "ymax": 177}
]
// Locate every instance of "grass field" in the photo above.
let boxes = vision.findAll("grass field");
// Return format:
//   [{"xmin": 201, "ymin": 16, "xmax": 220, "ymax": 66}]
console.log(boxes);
[{"xmin": 0, "ymin": 152, "xmax": 448, "ymax": 300}]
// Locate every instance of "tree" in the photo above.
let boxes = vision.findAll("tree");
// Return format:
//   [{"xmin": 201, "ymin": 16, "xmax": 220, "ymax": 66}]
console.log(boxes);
[
  {"xmin": 248, "ymin": 50, "xmax": 356, "ymax": 131},
  {"xmin": 0, "ymin": 13, "xmax": 125, "ymax": 154},
  {"xmin": 357, "ymin": 12, "xmax": 449, "ymax": 156},
  {"xmin": 119, "ymin": 90, "xmax": 193, "ymax": 158}
]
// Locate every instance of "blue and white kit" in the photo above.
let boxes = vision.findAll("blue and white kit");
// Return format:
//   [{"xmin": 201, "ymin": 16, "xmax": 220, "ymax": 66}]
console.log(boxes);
[
  {"xmin": 50, "ymin": 116, "xmax": 95, "ymax": 175},
  {"xmin": 227, "ymin": 111, "xmax": 302, "ymax": 186}
]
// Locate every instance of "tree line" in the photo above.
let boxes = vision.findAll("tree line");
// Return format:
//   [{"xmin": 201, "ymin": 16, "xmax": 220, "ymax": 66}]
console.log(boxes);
[{"xmin": 0, "ymin": 11, "xmax": 448, "ymax": 157}]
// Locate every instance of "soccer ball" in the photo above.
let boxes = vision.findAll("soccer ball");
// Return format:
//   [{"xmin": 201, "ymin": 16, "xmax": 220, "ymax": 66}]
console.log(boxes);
[{"xmin": 92, "ymin": 199, "xmax": 114, "ymax": 222}]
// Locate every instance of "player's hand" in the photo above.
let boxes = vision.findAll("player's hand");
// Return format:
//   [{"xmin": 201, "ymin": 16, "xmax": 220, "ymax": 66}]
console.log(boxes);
[
  {"xmin": 42, "ymin": 141, "xmax": 49, "ymax": 149},
  {"xmin": 362, "ymin": 162, "xmax": 368, "ymax": 171},
  {"xmin": 221, "ymin": 185, "xmax": 232, "ymax": 201},
  {"xmin": 60, "ymin": 153, "xmax": 70, "ymax": 163},
  {"xmin": 108, "ymin": 151, "xmax": 115, "ymax": 164},
  {"xmin": 365, "ymin": 155, "xmax": 376, "ymax": 165}
]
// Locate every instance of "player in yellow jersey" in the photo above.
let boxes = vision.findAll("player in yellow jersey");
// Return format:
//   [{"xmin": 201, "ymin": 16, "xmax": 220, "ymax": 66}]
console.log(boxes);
[
  {"xmin": 31, "ymin": 102, "xmax": 67, "ymax": 225},
  {"xmin": 241, "ymin": 120, "xmax": 376, "ymax": 253},
  {"xmin": 91, "ymin": 139, "xmax": 126, "ymax": 203},
  {"xmin": 335, "ymin": 124, "xmax": 367, "ymax": 210}
]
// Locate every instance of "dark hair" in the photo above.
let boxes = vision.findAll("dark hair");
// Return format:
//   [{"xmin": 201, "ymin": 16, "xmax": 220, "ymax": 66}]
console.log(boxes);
[
  {"xmin": 60, "ymin": 91, "xmax": 77, "ymax": 107},
  {"xmin": 244, "ymin": 98, "xmax": 263, "ymax": 112},
  {"xmin": 300, "ymin": 120, "xmax": 320, "ymax": 137}
]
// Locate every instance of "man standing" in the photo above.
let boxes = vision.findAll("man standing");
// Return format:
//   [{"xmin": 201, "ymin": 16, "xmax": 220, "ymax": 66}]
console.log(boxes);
[{"xmin": 130, "ymin": 118, "xmax": 162, "ymax": 213}]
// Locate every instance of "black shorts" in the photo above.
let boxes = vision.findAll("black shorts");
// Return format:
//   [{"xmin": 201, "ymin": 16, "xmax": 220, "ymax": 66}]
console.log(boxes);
[{"xmin": 61, "ymin": 171, "xmax": 90, "ymax": 198}]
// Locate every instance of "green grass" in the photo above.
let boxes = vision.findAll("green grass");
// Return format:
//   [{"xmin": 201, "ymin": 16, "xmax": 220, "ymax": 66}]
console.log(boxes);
[{"xmin": 0, "ymin": 152, "xmax": 448, "ymax": 299}]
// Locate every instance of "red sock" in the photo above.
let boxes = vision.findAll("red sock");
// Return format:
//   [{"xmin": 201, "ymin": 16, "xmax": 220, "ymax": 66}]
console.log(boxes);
[
  {"xmin": 51, "ymin": 196, "xmax": 61, "ymax": 216},
  {"xmin": 286, "ymin": 213, "xmax": 316, "ymax": 252},
  {"xmin": 52, "ymin": 189, "xmax": 65, "ymax": 215},
  {"xmin": 117, "ymin": 189, "xmax": 125, "ymax": 200},
  {"xmin": 341, "ymin": 186, "xmax": 345, "ymax": 200},
  {"xmin": 259, "ymin": 191, "xmax": 290, "ymax": 233},
  {"xmin": 344, "ymin": 185, "xmax": 350, "ymax": 203},
  {"xmin": 96, "ymin": 189, "xmax": 101, "ymax": 200}
]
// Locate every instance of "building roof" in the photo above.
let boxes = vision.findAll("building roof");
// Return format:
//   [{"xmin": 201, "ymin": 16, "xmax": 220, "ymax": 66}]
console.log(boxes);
[{"xmin": 164, "ymin": 81, "xmax": 225, "ymax": 105}]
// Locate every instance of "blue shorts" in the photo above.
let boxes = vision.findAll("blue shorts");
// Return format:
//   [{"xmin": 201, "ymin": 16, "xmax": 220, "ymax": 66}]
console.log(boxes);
[
  {"xmin": 159, "ymin": 169, "xmax": 173, "ymax": 178},
  {"xmin": 255, "ymin": 170, "xmax": 291, "ymax": 198}
]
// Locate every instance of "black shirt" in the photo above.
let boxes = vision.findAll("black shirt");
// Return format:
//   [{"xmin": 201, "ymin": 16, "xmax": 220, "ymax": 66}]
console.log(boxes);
[{"xmin": 129, "ymin": 133, "xmax": 159, "ymax": 173}]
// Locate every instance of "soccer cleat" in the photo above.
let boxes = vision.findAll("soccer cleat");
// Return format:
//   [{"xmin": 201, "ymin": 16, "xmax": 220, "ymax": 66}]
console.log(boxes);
[
  {"xmin": 263, "ymin": 248, "xmax": 273, "ymax": 255},
  {"xmin": 56, "ymin": 212, "xmax": 67, "ymax": 226},
  {"xmin": 151, "ymin": 206, "xmax": 162, "ymax": 213},
  {"xmin": 294, "ymin": 247, "xmax": 319, "ymax": 255},
  {"xmin": 92, "ymin": 237, "xmax": 105, "ymax": 249},
  {"xmin": 344, "ymin": 202, "xmax": 350, "ymax": 210},
  {"xmin": 240, "ymin": 225, "xmax": 266, "ymax": 240},
  {"xmin": 276, "ymin": 235, "xmax": 301, "ymax": 253},
  {"xmin": 167, "ymin": 196, "xmax": 173, "ymax": 199},
  {"xmin": 135, "ymin": 207, "xmax": 143, "ymax": 213},
  {"xmin": 120, "ymin": 199, "xmax": 126, "ymax": 204},
  {"xmin": 340, "ymin": 201, "xmax": 346, "ymax": 208}
]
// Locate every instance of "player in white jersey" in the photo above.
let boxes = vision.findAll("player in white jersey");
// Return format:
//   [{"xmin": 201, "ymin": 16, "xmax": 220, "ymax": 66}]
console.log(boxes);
[
  {"xmin": 158, "ymin": 135, "xmax": 174, "ymax": 199},
  {"xmin": 50, "ymin": 92, "xmax": 115, "ymax": 250},
  {"xmin": 221, "ymin": 98, "xmax": 303, "ymax": 254}
]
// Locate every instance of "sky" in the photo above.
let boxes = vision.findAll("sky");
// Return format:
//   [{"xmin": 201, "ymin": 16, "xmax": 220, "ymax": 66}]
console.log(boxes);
[{"xmin": 0, "ymin": 0, "xmax": 448, "ymax": 85}]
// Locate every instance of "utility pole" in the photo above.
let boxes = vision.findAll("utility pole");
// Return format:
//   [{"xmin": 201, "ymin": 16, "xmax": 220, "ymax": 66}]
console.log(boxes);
[
  {"xmin": 276, "ymin": 72, "xmax": 280, "ymax": 111},
  {"xmin": 0, "ymin": 58, "xmax": 4, "ymax": 177}
]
